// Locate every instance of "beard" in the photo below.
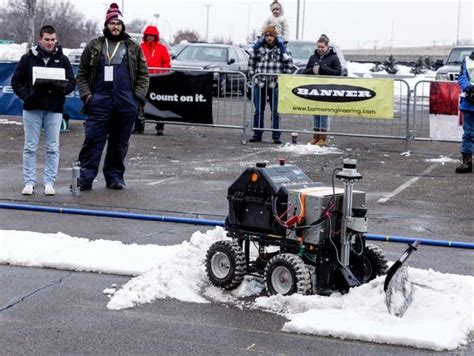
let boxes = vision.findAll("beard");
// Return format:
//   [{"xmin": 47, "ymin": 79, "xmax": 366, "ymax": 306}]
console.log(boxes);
[{"xmin": 103, "ymin": 25, "xmax": 127, "ymax": 41}]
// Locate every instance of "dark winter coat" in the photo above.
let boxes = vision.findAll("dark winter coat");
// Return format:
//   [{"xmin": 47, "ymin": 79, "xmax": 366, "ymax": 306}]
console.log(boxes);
[
  {"xmin": 303, "ymin": 47, "xmax": 342, "ymax": 76},
  {"xmin": 76, "ymin": 35, "xmax": 149, "ymax": 105},
  {"xmin": 11, "ymin": 46, "xmax": 76, "ymax": 113}
]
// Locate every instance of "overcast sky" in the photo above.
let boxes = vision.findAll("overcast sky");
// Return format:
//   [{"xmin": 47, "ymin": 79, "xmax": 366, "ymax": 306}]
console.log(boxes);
[{"xmin": 2, "ymin": 0, "xmax": 473, "ymax": 48}]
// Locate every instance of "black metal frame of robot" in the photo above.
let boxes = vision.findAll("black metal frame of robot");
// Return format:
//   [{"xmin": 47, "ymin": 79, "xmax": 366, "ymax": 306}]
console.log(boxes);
[{"xmin": 206, "ymin": 159, "xmax": 389, "ymax": 296}]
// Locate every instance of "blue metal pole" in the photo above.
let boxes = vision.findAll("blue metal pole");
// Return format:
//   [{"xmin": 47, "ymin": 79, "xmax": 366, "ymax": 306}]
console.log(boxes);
[
  {"xmin": 364, "ymin": 233, "xmax": 473, "ymax": 250},
  {"xmin": 0, "ymin": 202, "xmax": 225, "ymax": 227},
  {"xmin": 0, "ymin": 202, "xmax": 472, "ymax": 249}
]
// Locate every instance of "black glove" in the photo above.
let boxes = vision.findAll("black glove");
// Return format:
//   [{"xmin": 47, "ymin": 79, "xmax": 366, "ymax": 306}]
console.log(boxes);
[{"xmin": 466, "ymin": 86, "xmax": 474, "ymax": 103}]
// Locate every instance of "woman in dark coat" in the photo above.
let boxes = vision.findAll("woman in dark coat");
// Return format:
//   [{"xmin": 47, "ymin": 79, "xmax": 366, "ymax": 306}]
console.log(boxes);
[{"xmin": 304, "ymin": 35, "xmax": 342, "ymax": 145}]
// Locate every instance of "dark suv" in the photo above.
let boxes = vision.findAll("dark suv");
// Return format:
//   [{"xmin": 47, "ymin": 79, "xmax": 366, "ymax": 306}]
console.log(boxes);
[
  {"xmin": 286, "ymin": 40, "xmax": 348, "ymax": 76},
  {"xmin": 171, "ymin": 43, "xmax": 249, "ymax": 96}
]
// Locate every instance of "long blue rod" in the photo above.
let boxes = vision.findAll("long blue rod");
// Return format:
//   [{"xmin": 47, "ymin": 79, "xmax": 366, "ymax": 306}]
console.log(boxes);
[{"xmin": 0, "ymin": 202, "xmax": 472, "ymax": 249}]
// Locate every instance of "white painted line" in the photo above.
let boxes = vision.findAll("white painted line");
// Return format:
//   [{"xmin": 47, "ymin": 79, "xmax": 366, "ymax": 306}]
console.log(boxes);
[
  {"xmin": 377, "ymin": 164, "xmax": 437, "ymax": 203},
  {"xmin": 147, "ymin": 178, "xmax": 173, "ymax": 186}
]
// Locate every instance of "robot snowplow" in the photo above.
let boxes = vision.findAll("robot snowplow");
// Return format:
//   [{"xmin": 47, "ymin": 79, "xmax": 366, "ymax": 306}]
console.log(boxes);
[{"xmin": 206, "ymin": 159, "xmax": 418, "ymax": 316}]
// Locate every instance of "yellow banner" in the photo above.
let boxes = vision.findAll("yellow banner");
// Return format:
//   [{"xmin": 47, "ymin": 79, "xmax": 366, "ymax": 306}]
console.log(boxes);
[{"xmin": 278, "ymin": 75, "xmax": 394, "ymax": 119}]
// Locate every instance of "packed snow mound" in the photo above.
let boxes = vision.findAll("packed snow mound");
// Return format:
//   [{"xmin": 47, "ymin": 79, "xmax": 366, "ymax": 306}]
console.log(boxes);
[{"xmin": 0, "ymin": 228, "xmax": 472, "ymax": 351}]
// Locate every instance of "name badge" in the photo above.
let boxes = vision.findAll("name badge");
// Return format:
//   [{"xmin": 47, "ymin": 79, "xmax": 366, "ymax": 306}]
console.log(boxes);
[{"xmin": 104, "ymin": 66, "xmax": 114, "ymax": 82}]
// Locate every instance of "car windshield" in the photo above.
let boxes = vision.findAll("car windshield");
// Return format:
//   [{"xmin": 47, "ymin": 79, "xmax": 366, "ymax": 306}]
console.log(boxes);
[
  {"xmin": 286, "ymin": 43, "xmax": 315, "ymax": 60},
  {"xmin": 176, "ymin": 46, "xmax": 228, "ymax": 62},
  {"xmin": 446, "ymin": 48, "xmax": 474, "ymax": 64}
]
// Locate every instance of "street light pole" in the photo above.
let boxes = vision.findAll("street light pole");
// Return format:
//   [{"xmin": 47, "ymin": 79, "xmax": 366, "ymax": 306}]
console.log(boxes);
[
  {"xmin": 456, "ymin": 0, "xmax": 461, "ymax": 45},
  {"xmin": 204, "ymin": 4, "xmax": 212, "ymax": 42},
  {"xmin": 296, "ymin": 0, "xmax": 300, "ymax": 40}
]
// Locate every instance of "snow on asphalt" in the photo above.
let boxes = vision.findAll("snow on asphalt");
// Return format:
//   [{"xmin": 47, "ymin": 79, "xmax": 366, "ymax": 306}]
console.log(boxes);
[{"xmin": 0, "ymin": 227, "xmax": 472, "ymax": 351}]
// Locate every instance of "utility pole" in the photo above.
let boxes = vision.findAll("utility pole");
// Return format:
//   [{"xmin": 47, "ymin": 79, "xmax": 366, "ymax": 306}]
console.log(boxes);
[
  {"xmin": 204, "ymin": 4, "xmax": 212, "ymax": 42},
  {"xmin": 301, "ymin": 0, "xmax": 306, "ymax": 39},
  {"xmin": 296, "ymin": 0, "xmax": 300, "ymax": 40},
  {"xmin": 456, "ymin": 0, "xmax": 461, "ymax": 45}
]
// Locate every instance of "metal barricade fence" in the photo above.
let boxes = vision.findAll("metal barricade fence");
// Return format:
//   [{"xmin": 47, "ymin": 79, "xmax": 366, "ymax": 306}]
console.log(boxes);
[
  {"xmin": 249, "ymin": 73, "xmax": 412, "ymax": 147},
  {"xmin": 411, "ymin": 79, "xmax": 433, "ymax": 141},
  {"xmin": 411, "ymin": 79, "xmax": 463, "ymax": 143},
  {"xmin": 147, "ymin": 67, "xmax": 248, "ymax": 141}
]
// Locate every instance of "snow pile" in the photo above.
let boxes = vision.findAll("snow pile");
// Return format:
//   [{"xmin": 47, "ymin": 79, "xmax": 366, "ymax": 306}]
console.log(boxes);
[
  {"xmin": 0, "ymin": 118, "xmax": 22, "ymax": 125},
  {"xmin": 256, "ymin": 268, "xmax": 473, "ymax": 351},
  {"xmin": 277, "ymin": 142, "xmax": 343, "ymax": 155},
  {"xmin": 0, "ymin": 228, "xmax": 472, "ymax": 351},
  {"xmin": 0, "ymin": 43, "xmax": 28, "ymax": 61},
  {"xmin": 424, "ymin": 155, "xmax": 459, "ymax": 164},
  {"xmin": 106, "ymin": 228, "xmax": 225, "ymax": 309},
  {"xmin": 0, "ymin": 43, "xmax": 71, "ymax": 61},
  {"xmin": 0, "ymin": 229, "xmax": 181, "ymax": 276}
]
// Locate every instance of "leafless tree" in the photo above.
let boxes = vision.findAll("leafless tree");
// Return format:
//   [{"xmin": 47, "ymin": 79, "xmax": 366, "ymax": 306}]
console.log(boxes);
[
  {"xmin": 212, "ymin": 36, "xmax": 233, "ymax": 45},
  {"xmin": 125, "ymin": 18, "xmax": 148, "ymax": 34},
  {"xmin": 26, "ymin": 0, "xmax": 37, "ymax": 47},
  {"xmin": 0, "ymin": 0, "xmax": 100, "ymax": 47},
  {"xmin": 172, "ymin": 29, "xmax": 201, "ymax": 45}
]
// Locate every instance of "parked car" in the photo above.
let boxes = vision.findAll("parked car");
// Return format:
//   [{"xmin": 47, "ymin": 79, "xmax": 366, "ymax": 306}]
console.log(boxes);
[
  {"xmin": 435, "ymin": 46, "xmax": 474, "ymax": 81},
  {"xmin": 171, "ymin": 43, "xmax": 249, "ymax": 96},
  {"xmin": 170, "ymin": 42, "xmax": 188, "ymax": 57},
  {"xmin": 286, "ymin": 40, "xmax": 348, "ymax": 76}
]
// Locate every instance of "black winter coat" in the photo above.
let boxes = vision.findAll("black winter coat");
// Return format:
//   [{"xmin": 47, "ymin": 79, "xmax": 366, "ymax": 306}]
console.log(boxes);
[
  {"xmin": 11, "ymin": 46, "xmax": 76, "ymax": 113},
  {"xmin": 303, "ymin": 48, "xmax": 342, "ymax": 76}
]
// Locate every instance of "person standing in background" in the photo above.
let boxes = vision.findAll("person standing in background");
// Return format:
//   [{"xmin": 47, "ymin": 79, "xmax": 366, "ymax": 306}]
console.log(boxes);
[
  {"xmin": 456, "ymin": 52, "xmax": 474, "ymax": 173},
  {"xmin": 76, "ymin": 3, "xmax": 149, "ymax": 191},
  {"xmin": 248, "ymin": 25, "xmax": 293, "ymax": 144},
  {"xmin": 253, "ymin": 1, "xmax": 290, "ymax": 61},
  {"xmin": 133, "ymin": 25, "xmax": 171, "ymax": 135},
  {"xmin": 12, "ymin": 25, "xmax": 76, "ymax": 196},
  {"xmin": 304, "ymin": 34, "xmax": 342, "ymax": 146}
]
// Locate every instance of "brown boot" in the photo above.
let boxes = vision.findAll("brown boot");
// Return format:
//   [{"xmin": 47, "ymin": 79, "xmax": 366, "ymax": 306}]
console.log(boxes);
[
  {"xmin": 316, "ymin": 129, "xmax": 328, "ymax": 146},
  {"xmin": 316, "ymin": 134, "xmax": 327, "ymax": 146},
  {"xmin": 455, "ymin": 153, "xmax": 472, "ymax": 174},
  {"xmin": 311, "ymin": 133, "xmax": 319, "ymax": 145}
]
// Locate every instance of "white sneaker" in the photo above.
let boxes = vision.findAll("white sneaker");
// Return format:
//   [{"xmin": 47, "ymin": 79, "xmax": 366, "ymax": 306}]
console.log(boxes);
[
  {"xmin": 22, "ymin": 184, "xmax": 34, "ymax": 195},
  {"xmin": 44, "ymin": 184, "xmax": 55, "ymax": 196}
]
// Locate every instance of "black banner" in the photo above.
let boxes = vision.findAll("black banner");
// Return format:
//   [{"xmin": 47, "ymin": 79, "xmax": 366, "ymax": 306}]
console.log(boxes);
[{"xmin": 144, "ymin": 71, "xmax": 213, "ymax": 124}]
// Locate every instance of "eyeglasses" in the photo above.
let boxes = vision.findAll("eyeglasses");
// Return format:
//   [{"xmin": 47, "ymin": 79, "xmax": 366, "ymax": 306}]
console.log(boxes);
[{"xmin": 108, "ymin": 21, "xmax": 122, "ymax": 27}]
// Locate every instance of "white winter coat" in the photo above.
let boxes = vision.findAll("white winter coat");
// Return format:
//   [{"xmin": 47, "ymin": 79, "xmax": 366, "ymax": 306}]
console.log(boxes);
[{"xmin": 261, "ymin": 2, "xmax": 290, "ymax": 40}]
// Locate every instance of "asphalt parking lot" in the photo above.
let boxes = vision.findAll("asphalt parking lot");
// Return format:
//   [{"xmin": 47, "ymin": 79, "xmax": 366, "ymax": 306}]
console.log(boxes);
[{"xmin": 0, "ymin": 115, "xmax": 472, "ymax": 354}]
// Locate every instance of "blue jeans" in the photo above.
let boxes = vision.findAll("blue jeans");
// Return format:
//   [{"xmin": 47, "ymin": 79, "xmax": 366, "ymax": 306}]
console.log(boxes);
[
  {"xmin": 252, "ymin": 83, "xmax": 280, "ymax": 140},
  {"xmin": 22, "ymin": 110, "xmax": 62, "ymax": 186},
  {"xmin": 313, "ymin": 115, "xmax": 330, "ymax": 131},
  {"xmin": 461, "ymin": 110, "xmax": 473, "ymax": 154}
]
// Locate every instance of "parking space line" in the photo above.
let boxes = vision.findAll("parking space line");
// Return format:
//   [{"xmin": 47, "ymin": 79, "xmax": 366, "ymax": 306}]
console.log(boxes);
[{"xmin": 377, "ymin": 164, "xmax": 437, "ymax": 203}]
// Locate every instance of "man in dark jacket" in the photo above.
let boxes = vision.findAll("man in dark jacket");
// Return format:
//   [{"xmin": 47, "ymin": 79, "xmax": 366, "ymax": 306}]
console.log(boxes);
[
  {"xmin": 76, "ymin": 3, "xmax": 149, "ymax": 190},
  {"xmin": 12, "ymin": 25, "xmax": 76, "ymax": 196},
  {"xmin": 304, "ymin": 34, "xmax": 342, "ymax": 146}
]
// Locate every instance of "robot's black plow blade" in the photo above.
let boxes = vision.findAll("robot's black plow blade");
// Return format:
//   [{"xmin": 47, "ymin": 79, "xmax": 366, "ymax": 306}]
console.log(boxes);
[{"xmin": 384, "ymin": 241, "xmax": 420, "ymax": 317}]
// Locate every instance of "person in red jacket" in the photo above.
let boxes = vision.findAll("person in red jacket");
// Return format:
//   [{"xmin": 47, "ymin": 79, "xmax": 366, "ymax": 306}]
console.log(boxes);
[{"xmin": 133, "ymin": 25, "xmax": 171, "ymax": 134}]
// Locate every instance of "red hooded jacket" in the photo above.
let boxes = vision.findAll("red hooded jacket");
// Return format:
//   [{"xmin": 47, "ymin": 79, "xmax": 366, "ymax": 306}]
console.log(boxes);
[{"xmin": 140, "ymin": 25, "xmax": 170, "ymax": 74}]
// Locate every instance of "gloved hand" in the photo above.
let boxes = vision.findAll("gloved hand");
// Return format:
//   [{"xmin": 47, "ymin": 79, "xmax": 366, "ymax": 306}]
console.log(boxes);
[{"xmin": 466, "ymin": 86, "xmax": 474, "ymax": 103}]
